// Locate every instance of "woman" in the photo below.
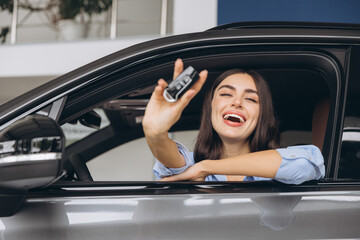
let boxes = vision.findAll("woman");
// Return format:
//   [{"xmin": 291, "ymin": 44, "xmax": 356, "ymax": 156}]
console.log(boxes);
[{"xmin": 142, "ymin": 59, "xmax": 325, "ymax": 184}]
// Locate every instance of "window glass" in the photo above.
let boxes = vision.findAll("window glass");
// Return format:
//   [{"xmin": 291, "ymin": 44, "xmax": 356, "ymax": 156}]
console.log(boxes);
[
  {"xmin": 116, "ymin": 0, "xmax": 173, "ymax": 37},
  {"xmin": 35, "ymin": 104, "xmax": 51, "ymax": 117},
  {"xmin": 339, "ymin": 109, "xmax": 360, "ymax": 179},
  {"xmin": 61, "ymin": 108, "xmax": 110, "ymax": 146},
  {"xmin": 0, "ymin": 0, "xmax": 173, "ymax": 44},
  {"xmin": 0, "ymin": 5, "xmax": 12, "ymax": 44},
  {"xmin": 1, "ymin": 0, "xmax": 112, "ymax": 43}
]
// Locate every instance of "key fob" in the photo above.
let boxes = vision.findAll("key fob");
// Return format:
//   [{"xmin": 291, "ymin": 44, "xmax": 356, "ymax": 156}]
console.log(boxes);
[{"xmin": 163, "ymin": 66, "xmax": 199, "ymax": 102}]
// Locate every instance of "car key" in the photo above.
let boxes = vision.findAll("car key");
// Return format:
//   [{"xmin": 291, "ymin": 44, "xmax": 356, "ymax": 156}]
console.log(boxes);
[{"xmin": 163, "ymin": 66, "xmax": 200, "ymax": 102}]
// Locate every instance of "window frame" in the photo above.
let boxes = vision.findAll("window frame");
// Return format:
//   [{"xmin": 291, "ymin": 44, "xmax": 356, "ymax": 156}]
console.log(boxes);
[{"xmin": 57, "ymin": 47, "xmax": 345, "ymax": 182}]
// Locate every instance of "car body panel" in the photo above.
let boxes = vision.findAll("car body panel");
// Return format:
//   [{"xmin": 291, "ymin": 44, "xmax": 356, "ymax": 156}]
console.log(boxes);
[{"xmin": 1, "ymin": 183, "xmax": 360, "ymax": 239}]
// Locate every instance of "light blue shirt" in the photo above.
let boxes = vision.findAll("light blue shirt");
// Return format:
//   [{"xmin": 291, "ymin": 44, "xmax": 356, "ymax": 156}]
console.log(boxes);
[{"xmin": 153, "ymin": 142, "xmax": 325, "ymax": 185}]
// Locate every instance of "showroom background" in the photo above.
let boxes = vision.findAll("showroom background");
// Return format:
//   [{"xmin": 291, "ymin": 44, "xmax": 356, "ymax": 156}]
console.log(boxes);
[{"xmin": 0, "ymin": 0, "xmax": 359, "ymax": 180}]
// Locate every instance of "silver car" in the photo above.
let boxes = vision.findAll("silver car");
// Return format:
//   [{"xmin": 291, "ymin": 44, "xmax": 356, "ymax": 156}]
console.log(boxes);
[{"xmin": 1, "ymin": 22, "xmax": 360, "ymax": 239}]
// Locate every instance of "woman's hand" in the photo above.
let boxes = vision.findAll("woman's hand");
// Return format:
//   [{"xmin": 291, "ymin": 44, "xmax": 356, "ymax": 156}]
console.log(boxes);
[
  {"xmin": 142, "ymin": 59, "xmax": 207, "ymax": 169},
  {"xmin": 142, "ymin": 59, "xmax": 208, "ymax": 137},
  {"xmin": 160, "ymin": 161, "xmax": 210, "ymax": 181}
]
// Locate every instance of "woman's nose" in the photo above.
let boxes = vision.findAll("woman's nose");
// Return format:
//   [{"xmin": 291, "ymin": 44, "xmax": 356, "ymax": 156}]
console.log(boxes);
[{"xmin": 232, "ymin": 98, "xmax": 243, "ymax": 108}]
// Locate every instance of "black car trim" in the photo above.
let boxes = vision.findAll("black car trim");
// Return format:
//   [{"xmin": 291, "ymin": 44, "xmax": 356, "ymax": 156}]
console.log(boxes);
[
  {"xmin": 22, "ymin": 180, "xmax": 360, "ymax": 199},
  {"xmin": 335, "ymin": 46, "xmax": 360, "ymax": 180}
]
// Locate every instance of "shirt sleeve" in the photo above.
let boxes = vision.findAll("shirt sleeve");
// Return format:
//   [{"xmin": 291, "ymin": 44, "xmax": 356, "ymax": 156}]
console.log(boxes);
[
  {"xmin": 274, "ymin": 145, "xmax": 325, "ymax": 185},
  {"xmin": 153, "ymin": 141, "xmax": 195, "ymax": 180}
]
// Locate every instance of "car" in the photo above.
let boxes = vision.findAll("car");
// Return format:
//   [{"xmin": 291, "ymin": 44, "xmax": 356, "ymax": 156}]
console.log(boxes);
[{"xmin": 0, "ymin": 21, "xmax": 360, "ymax": 239}]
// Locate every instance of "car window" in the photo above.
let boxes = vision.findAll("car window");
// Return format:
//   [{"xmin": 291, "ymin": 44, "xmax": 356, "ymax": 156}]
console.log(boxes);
[
  {"xmin": 339, "ymin": 119, "xmax": 360, "ymax": 179},
  {"xmin": 61, "ymin": 108, "xmax": 110, "ymax": 146},
  {"xmin": 87, "ymin": 136, "xmax": 155, "ymax": 181},
  {"xmin": 63, "ymin": 67, "xmax": 332, "ymax": 182},
  {"xmin": 57, "ymin": 50, "xmax": 340, "ymax": 183},
  {"xmin": 338, "ymin": 103, "xmax": 360, "ymax": 179},
  {"xmin": 87, "ymin": 130, "xmax": 198, "ymax": 181}
]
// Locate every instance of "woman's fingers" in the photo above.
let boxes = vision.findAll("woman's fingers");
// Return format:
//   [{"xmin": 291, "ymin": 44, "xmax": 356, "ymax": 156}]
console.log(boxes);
[
  {"xmin": 160, "ymin": 169, "xmax": 190, "ymax": 181},
  {"xmin": 159, "ymin": 163, "xmax": 207, "ymax": 181},
  {"xmin": 184, "ymin": 70, "xmax": 208, "ymax": 99},
  {"xmin": 149, "ymin": 62, "xmax": 207, "ymax": 123},
  {"xmin": 177, "ymin": 70, "xmax": 208, "ymax": 110},
  {"xmin": 159, "ymin": 175, "xmax": 178, "ymax": 181},
  {"xmin": 192, "ymin": 70, "xmax": 208, "ymax": 93},
  {"xmin": 151, "ymin": 79, "xmax": 168, "ymax": 100},
  {"xmin": 173, "ymin": 58, "xmax": 184, "ymax": 79},
  {"xmin": 159, "ymin": 174, "xmax": 204, "ymax": 182}
]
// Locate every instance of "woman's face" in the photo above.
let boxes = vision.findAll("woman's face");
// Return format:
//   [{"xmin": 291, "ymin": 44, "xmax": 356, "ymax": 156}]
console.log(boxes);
[{"xmin": 211, "ymin": 73, "xmax": 260, "ymax": 143}]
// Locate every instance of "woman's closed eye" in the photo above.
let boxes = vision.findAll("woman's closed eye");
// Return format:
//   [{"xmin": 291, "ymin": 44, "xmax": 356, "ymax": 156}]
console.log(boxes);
[
  {"xmin": 219, "ymin": 93, "xmax": 233, "ymax": 97},
  {"xmin": 245, "ymin": 97, "xmax": 258, "ymax": 103}
]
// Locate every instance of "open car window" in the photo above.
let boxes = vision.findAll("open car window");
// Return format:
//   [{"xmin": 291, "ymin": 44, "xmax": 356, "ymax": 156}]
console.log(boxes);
[
  {"xmin": 86, "ymin": 130, "xmax": 199, "ymax": 181},
  {"xmin": 46, "ymin": 38, "xmax": 354, "ymax": 184},
  {"xmin": 59, "ymin": 55, "xmax": 335, "ymax": 182}
]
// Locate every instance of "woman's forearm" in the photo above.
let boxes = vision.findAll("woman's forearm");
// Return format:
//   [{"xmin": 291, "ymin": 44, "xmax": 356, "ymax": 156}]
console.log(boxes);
[
  {"xmin": 142, "ymin": 59, "xmax": 207, "ymax": 169},
  {"xmin": 160, "ymin": 146, "xmax": 324, "ymax": 183},
  {"xmin": 145, "ymin": 132, "xmax": 186, "ymax": 168},
  {"xmin": 202, "ymin": 150, "xmax": 282, "ymax": 178}
]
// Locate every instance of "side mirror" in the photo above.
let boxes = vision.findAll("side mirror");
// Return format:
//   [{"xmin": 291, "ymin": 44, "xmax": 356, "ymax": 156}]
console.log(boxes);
[
  {"xmin": 68, "ymin": 110, "xmax": 101, "ymax": 130},
  {"xmin": 0, "ymin": 115, "xmax": 65, "ymax": 190}
]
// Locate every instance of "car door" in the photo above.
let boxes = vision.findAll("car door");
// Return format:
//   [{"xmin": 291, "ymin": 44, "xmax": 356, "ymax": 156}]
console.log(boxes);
[{"xmin": 1, "ymin": 22, "xmax": 360, "ymax": 239}]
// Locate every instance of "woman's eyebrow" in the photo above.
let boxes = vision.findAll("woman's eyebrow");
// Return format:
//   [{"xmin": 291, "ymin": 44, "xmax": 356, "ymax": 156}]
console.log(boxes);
[
  {"xmin": 245, "ymin": 89, "xmax": 258, "ymax": 94},
  {"xmin": 218, "ymin": 85, "xmax": 236, "ymax": 91},
  {"xmin": 218, "ymin": 85, "xmax": 258, "ymax": 94}
]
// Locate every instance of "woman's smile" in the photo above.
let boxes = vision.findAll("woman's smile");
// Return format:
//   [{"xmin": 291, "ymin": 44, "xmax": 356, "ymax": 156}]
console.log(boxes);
[{"xmin": 222, "ymin": 110, "xmax": 246, "ymax": 127}]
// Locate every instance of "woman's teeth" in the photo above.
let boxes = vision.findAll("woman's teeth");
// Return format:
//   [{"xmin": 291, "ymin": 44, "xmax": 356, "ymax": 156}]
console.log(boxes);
[{"xmin": 223, "ymin": 114, "xmax": 245, "ymax": 123}]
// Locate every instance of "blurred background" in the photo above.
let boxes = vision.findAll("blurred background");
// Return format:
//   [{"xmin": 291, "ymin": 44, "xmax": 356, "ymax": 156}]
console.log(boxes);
[
  {"xmin": 0, "ymin": 0, "xmax": 216, "ymax": 105},
  {"xmin": 1, "ymin": 0, "xmax": 360, "ymax": 180}
]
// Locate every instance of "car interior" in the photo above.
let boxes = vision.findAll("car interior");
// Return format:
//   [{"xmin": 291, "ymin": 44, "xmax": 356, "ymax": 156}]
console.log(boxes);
[{"xmin": 52, "ymin": 50, "xmax": 339, "ymax": 182}]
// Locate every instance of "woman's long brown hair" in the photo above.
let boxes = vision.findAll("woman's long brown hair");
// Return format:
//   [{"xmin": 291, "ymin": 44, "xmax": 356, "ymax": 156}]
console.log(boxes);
[{"xmin": 193, "ymin": 69, "xmax": 280, "ymax": 163}]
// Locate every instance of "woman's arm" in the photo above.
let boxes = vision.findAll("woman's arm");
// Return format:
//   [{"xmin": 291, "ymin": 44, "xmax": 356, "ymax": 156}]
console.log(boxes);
[
  {"xmin": 142, "ymin": 59, "xmax": 208, "ymax": 168},
  {"xmin": 160, "ymin": 145, "xmax": 325, "ymax": 184},
  {"xmin": 160, "ymin": 150, "xmax": 282, "ymax": 181}
]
